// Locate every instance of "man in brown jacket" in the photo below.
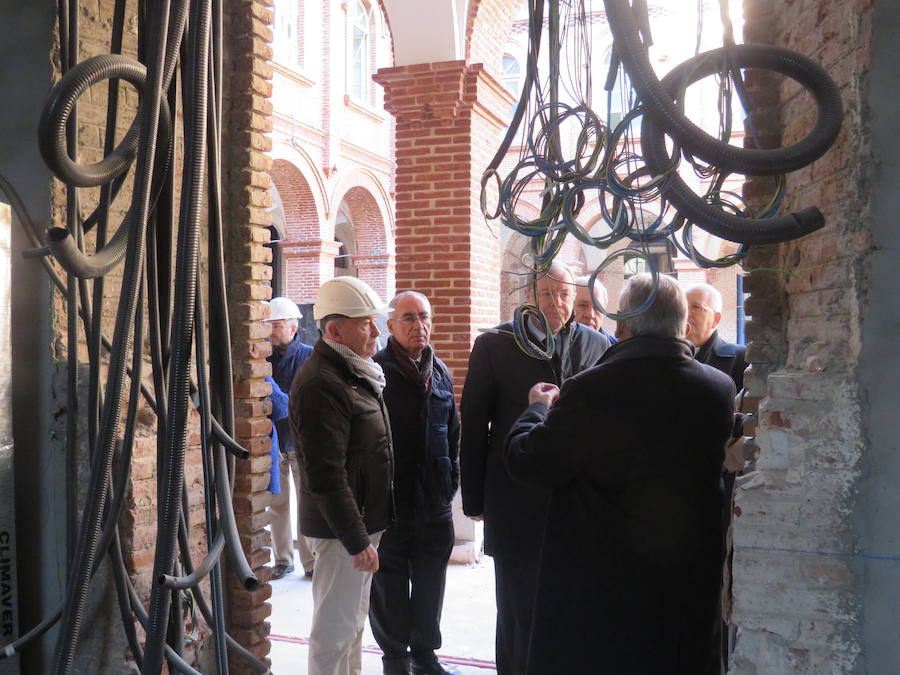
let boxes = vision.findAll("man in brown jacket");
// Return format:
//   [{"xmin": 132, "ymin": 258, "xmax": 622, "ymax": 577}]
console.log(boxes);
[{"xmin": 290, "ymin": 276, "xmax": 394, "ymax": 675}]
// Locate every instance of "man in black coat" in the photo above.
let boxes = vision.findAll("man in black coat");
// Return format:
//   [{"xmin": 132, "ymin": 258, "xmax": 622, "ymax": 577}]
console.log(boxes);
[
  {"xmin": 369, "ymin": 291, "xmax": 461, "ymax": 675},
  {"xmin": 460, "ymin": 261, "xmax": 610, "ymax": 675},
  {"xmin": 685, "ymin": 283, "xmax": 746, "ymax": 390},
  {"xmin": 505, "ymin": 273, "xmax": 735, "ymax": 675}
]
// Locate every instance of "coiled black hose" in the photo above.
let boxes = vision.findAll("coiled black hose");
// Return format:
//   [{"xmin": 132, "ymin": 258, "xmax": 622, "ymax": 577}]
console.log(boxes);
[
  {"xmin": 50, "ymin": 0, "xmax": 188, "ymax": 670},
  {"xmin": 603, "ymin": 0, "xmax": 843, "ymax": 176},
  {"xmin": 640, "ymin": 44, "xmax": 836, "ymax": 244},
  {"xmin": 38, "ymin": 55, "xmax": 174, "ymax": 278}
]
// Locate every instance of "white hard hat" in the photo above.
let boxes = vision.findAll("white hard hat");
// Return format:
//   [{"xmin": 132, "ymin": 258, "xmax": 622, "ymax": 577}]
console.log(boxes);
[
  {"xmin": 265, "ymin": 297, "xmax": 302, "ymax": 321},
  {"xmin": 313, "ymin": 277, "xmax": 389, "ymax": 320}
]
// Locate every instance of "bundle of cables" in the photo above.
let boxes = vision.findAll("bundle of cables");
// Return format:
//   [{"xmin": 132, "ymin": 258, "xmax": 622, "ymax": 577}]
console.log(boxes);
[
  {"xmin": 481, "ymin": 0, "xmax": 842, "ymax": 359},
  {"xmin": 0, "ymin": 0, "xmax": 270, "ymax": 673}
]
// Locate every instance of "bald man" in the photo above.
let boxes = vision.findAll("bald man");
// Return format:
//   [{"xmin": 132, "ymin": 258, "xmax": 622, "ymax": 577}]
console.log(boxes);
[{"xmin": 461, "ymin": 261, "xmax": 610, "ymax": 675}]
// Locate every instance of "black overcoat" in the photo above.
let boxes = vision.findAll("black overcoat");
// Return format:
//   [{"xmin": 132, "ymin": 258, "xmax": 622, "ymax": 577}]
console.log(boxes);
[
  {"xmin": 460, "ymin": 319, "xmax": 609, "ymax": 558},
  {"xmin": 505, "ymin": 336, "xmax": 735, "ymax": 675}
]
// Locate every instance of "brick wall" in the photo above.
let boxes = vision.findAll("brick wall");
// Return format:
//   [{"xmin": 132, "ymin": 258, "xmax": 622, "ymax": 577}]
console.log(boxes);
[
  {"xmin": 732, "ymin": 0, "xmax": 872, "ymax": 671},
  {"xmin": 224, "ymin": 0, "xmax": 279, "ymax": 670}
]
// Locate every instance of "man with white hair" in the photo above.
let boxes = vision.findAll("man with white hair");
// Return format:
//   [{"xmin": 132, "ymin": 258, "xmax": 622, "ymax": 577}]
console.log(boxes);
[
  {"xmin": 263, "ymin": 296, "xmax": 315, "ymax": 580},
  {"xmin": 504, "ymin": 273, "xmax": 735, "ymax": 675},
  {"xmin": 684, "ymin": 283, "xmax": 746, "ymax": 390},
  {"xmin": 573, "ymin": 274, "xmax": 617, "ymax": 344}
]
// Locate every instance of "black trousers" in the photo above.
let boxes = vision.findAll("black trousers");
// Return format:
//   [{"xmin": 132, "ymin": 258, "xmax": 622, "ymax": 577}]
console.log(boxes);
[
  {"xmin": 370, "ymin": 517, "xmax": 455, "ymax": 668},
  {"xmin": 493, "ymin": 553, "xmax": 539, "ymax": 675}
]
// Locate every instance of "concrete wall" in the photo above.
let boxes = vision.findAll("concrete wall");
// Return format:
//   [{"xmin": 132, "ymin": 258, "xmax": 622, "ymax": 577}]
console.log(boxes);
[
  {"xmin": 732, "ymin": 0, "xmax": 876, "ymax": 672},
  {"xmin": 858, "ymin": 0, "xmax": 900, "ymax": 670},
  {"xmin": 0, "ymin": 3, "xmax": 64, "ymax": 673}
]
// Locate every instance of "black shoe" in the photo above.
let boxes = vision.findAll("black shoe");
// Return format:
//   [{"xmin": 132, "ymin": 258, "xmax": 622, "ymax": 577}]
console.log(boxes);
[
  {"xmin": 270, "ymin": 564, "xmax": 294, "ymax": 580},
  {"xmin": 410, "ymin": 656, "xmax": 459, "ymax": 675},
  {"xmin": 304, "ymin": 568, "xmax": 314, "ymax": 578},
  {"xmin": 382, "ymin": 654, "xmax": 411, "ymax": 675}
]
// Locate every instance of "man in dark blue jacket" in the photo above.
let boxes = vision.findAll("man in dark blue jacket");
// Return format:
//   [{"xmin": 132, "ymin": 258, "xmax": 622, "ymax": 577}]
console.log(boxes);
[
  {"xmin": 370, "ymin": 291, "xmax": 461, "ymax": 675},
  {"xmin": 264, "ymin": 296, "xmax": 314, "ymax": 580}
]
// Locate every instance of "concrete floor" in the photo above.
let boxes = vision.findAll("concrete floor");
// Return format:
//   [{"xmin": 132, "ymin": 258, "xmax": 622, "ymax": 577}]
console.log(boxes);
[{"xmin": 267, "ymin": 554, "xmax": 498, "ymax": 674}]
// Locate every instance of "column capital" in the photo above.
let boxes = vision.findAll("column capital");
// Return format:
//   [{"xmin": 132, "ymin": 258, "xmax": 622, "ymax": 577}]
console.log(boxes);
[
  {"xmin": 374, "ymin": 60, "xmax": 513, "ymax": 126},
  {"xmin": 281, "ymin": 239, "xmax": 342, "ymax": 258}
]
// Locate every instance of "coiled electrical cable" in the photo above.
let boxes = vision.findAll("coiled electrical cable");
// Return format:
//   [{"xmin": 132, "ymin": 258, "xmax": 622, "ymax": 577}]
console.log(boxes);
[
  {"xmin": 603, "ymin": 0, "xmax": 842, "ymax": 176},
  {"xmin": 639, "ymin": 43, "xmax": 837, "ymax": 244}
]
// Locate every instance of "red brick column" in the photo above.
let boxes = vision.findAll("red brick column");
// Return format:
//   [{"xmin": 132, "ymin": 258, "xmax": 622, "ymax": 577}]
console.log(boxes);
[
  {"xmin": 373, "ymin": 61, "xmax": 513, "ymax": 385},
  {"xmin": 224, "ymin": 0, "xmax": 278, "ymax": 671}
]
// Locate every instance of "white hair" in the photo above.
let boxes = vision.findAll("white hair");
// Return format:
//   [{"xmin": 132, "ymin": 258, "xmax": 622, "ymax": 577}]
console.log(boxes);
[
  {"xmin": 684, "ymin": 282, "xmax": 723, "ymax": 313},
  {"xmin": 389, "ymin": 290, "xmax": 432, "ymax": 313},
  {"xmin": 619, "ymin": 273, "xmax": 688, "ymax": 339},
  {"xmin": 575, "ymin": 274, "xmax": 608, "ymax": 306}
]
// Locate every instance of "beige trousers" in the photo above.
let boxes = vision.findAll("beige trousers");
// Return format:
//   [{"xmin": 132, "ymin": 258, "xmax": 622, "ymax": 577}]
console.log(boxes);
[
  {"xmin": 307, "ymin": 532, "xmax": 383, "ymax": 675},
  {"xmin": 269, "ymin": 452, "xmax": 315, "ymax": 571}
]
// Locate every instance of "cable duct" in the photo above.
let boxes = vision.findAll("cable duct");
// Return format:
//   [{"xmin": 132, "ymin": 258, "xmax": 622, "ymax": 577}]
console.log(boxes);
[
  {"xmin": 481, "ymin": 0, "xmax": 843, "ymax": 358},
  {"xmin": 0, "ymin": 0, "xmax": 269, "ymax": 672}
]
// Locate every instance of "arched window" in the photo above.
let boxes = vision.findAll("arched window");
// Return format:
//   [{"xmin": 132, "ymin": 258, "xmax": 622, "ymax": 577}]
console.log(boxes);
[
  {"xmin": 501, "ymin": 54, "xmax": 521, "ymax": 96},
  {"xmin": 273, "ymin": 0, "xmax": 299, "ymax": 66},
  {"xmin": 501, "ymin": 54, "xmax": 522, "ymax": 120},
  {"xmin": 350, "ymin": 0, "xmax": 372, "ymax": 102},
  {"xmin": 334, "ymin": 207, "xmax": 357, "ymax": 277}
]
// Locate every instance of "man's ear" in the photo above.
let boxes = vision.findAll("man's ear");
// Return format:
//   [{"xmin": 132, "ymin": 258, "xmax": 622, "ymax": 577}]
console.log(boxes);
[
  {"xmin": 712, "ymin": 311, "xmax": 723, "ymax": 330},
  {"xmin": 324, "ymin": 319, "xmax": 341, "ymax": 341},
  {"xmin": 684, "ymin": 322, "xmax": 693, "ymax": 339},
  {"xmin": 386, "ymin": 318, "xmax": 396, "ymax": 336},
  {"xmin": 615, "ymin": 320, "xmax": 630, "ymax": 341}
]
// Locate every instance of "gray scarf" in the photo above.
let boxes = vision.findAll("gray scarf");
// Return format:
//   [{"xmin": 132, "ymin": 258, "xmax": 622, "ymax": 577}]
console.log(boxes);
[{"xmin": 324, "ymin": 337, "xmax": 386, "ymax": 394}]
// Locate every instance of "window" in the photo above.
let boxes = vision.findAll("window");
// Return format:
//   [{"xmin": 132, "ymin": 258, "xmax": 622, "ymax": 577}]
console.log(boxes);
[
  {"xmin": 501, "ymin": 54, "xmax": 522, "ymax": 120},
  {"xmin": 273, "ymin": 0, "xmax": 299, "ymax": 67},
  {"xmin": 350, "ymin": 0, "xmax": 372, "ymax": 102},
  {"xmin": 603, "ymin": 48, "xmax": 632, "ymax": 131}
]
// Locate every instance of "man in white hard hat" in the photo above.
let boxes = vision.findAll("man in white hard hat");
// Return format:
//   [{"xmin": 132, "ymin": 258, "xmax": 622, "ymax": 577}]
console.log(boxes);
[
  {"xmin": 290, "ymin": 276, "xmax": 395, "ymax": 675},
  {"xmin": 263, "ymin": 296, "xmax": 316, "ymax": 581}
]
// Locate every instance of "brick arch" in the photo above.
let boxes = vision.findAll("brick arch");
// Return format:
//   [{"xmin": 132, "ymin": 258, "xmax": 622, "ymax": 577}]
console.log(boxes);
[
  {"xmin": 270, "ymin": 158, "xmax": 323, "ymax": 244},
  {"xmin": 268, "ymin": 158, "xmax": 334, "ymax": 303},
  {"xmin": 466, "ymin": 0, "xmax": 524, "ymax": 76},
  {"xmin": 332, "ymin": 175, "xmax": 395, "ymax": 302},
  {"xmin": 269, "ymin": 144, "xmax": 329, "ymax": 221}
]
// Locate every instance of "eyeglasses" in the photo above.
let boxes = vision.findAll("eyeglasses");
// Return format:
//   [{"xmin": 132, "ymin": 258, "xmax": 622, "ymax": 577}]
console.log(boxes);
[{"xmin": 397, "ymin": 312, "xmax": 432, "ymax": 325}]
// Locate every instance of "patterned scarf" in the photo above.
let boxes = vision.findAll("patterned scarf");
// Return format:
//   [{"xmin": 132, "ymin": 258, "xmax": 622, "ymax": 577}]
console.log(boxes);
[
  {"xmin": 324, "ymin": 337, "xmax": 387, "ymax": 394},
  {"xmin": 387, "ymin": 336, "xmax": 433, "ymax": 393}
]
